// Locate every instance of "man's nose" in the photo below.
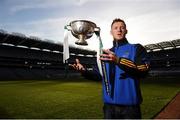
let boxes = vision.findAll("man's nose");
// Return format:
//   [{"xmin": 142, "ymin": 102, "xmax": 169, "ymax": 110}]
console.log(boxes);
[{"xmin": 117, "ymin": 28, "xmax": 122, "ymax": 32}]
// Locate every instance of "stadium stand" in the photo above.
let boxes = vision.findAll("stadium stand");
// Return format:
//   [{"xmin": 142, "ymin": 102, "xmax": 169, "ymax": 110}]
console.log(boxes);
[
  {"xmin": 0, "ymin": 29, "xmax": 96, "ymax": 80},
  {"xmin": 0, "ymin": 28, "xmax": 179, "ymax": 79},
  {"xmin": 145, "ymin": 39, "xmax": 180, "ymax": 76}
]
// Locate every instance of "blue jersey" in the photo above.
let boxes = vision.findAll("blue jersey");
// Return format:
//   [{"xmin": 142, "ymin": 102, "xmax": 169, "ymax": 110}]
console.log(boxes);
[
  {"xmin": 102, "ymin": 40, "xmax": 149, "ymax": 105},
  {"xmin": 82, "ymin": 39, "xmax": 149, "ymax": 105}
]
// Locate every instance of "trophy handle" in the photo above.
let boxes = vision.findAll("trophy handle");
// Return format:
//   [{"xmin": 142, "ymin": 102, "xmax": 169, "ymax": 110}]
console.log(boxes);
[
  {"xmin": 94, "ymin": 27, "xmax": 100, "ymax": 32},
  {"xmin": 94, "ymin": 27, "xmax": 101, "ymax": 36},
  {"xmin": 64, "ymin": 25, "xmax": 72, "ymax": 31}
]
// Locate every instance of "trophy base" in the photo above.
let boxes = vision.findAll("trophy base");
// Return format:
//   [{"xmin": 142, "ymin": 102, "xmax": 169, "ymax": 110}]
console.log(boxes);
[{"xmin": 75, "ymin": 41, "xmax": 88, "ymax": 46}]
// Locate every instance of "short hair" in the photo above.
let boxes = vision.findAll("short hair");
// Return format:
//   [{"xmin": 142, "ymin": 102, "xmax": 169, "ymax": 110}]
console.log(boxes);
[{"xmin": 111, "ymin": 18, "xmax": 126, "ymax": 28}]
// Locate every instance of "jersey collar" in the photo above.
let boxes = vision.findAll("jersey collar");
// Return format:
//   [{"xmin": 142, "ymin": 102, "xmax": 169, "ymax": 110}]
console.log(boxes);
[{"xmin": 113, "ymin": 38, "xmax": 128, "ymax": 47}]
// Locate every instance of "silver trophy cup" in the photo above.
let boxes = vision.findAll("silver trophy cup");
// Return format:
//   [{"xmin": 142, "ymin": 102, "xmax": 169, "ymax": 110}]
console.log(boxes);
[
  {"xmin": 68, "ymin": 20, "xmax": 100, "ymax": 45},
  {"xmin": 65, "ymin": 20, "xmax": 110, "ymax": 95}
]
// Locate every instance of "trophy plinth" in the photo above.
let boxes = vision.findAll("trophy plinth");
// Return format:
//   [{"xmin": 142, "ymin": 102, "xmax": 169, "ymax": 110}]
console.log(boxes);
[{"xmin": 68, "ymin": 20, "xmax": 99, "ymax": 46}]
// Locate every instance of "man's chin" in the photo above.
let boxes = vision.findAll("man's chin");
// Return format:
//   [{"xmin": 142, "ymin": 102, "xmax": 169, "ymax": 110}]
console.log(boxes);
[{"xmin": 115, "ymin": 37, "xmax": 125, "ymax": 41}]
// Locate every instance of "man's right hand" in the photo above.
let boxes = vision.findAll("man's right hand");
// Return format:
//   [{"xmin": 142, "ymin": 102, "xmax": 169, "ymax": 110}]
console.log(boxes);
[{"xmin": 69, "ymin": 59, "xmax": 85, "ymax": 72}]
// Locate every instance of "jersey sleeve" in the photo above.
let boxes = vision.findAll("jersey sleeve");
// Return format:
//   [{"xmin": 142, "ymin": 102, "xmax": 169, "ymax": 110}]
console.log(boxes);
[{"xmin": 116, "ymin": 44, "xmax": 150, "ymax": 77}]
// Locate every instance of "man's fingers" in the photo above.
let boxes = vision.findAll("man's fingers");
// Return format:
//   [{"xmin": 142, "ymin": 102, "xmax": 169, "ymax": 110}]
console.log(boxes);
[
  {"xmin": 100, "ymin": 54, "xmax": 110, "ymax": 58},
  {"xmin": 103, "ymin": 49, "xmax": 115, "ymax": 55},
  {"xmin": 75, "ymin": 59, "xmax": 80, "ymax": 64},
  {"xmin": 68, "ymin": 64, "xmax": 73, "ymax": 67},
  {"xmin": 102, "ymin": 49, "xmax": 108, "ymax": 54},
  {"xmin": 69, "ymin": 59, "xmax": 85, "ymax": 71},
  {"xmin": 99, "ymin": 57, "xmax": 112, "ymax": 61},
  {"xmin": 69, "ymin": 64, "xmax": 77, "ymax": 69},
  {"xmin": 69, "ymin": 64, "xmax": 72, "ymax": 66},
  {"xmin": 99, "ymin": 53, "xmax": 114, "ymax": 62},
  {"xmin": 76, "ymin": 65, "xmax": 85, "ymax": 71}
]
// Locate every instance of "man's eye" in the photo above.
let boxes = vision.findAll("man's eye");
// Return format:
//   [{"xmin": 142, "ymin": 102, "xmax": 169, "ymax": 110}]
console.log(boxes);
[{"xmin": 115, "ymin": 27, "xmax": 120, "ymax": 30}]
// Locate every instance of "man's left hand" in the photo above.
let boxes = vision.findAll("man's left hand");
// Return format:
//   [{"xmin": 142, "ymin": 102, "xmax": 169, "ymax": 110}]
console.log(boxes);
[{"xmin": 100, "ymin": 49, "xmax": 118, "ymax": 63}]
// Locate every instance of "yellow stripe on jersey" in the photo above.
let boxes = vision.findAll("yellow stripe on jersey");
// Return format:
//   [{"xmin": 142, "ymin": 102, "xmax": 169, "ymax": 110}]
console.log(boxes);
[
  {"xmin": 119, "ymin": 58, "xmax": 149, "ymax": 71},
  {"xmin": 120, "ymin": 61, "xmax": 136, "ymax": 68},
  {"xmin": 120, "ymin": 59, "xmax": 136, "ymax": 67},
  {"xmin": 121, "ymin": 58, "xmax": 134, "ymax": 64},
  {"xmin": 137, "ymin": 64, "xmax": 149, "ymax": 68},
  {"xmin": 137, "ymin": 64, "xmax": 149, "ymax": 71},
  {"xmin": 120, "ymin": 60, "xmax": 136, "ymax": 68}
]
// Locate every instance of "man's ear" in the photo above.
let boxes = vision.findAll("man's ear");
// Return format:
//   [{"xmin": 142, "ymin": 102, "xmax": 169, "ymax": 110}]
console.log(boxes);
[
  {"xmin": 110, "ymin": 30, "xmax": 112, "ymax": 35},
  {"xmin": 125, "ymin": 29, "xmax": 128, "ymax": 34}
]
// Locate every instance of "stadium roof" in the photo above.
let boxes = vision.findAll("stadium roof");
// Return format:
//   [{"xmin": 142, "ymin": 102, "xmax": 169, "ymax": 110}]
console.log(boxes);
[
  {"xmin": 144, "ymin": 39, "xmax": 180, "ymax": 52},
  {"xmin": 0, "ymin": 29, "xmax": 96, "ymax": 56},
  {"xmin": 0, "ymin": 29, "xmax": 179, "ymax": 54}
]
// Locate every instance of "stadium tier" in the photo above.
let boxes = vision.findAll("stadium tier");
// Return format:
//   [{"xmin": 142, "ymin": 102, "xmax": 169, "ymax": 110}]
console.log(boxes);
[
  {"xmin": 0, "ymin": 29, "xmax": 96, "ymax": 63},
  {"xmin": 0, "ymin": 29, "xmax": 180, "ymax": 79},
  {"xmin": 144, "ymin": 40, "xmax": 180, "ymax": 52},
  {"xmin": 145, "ymin": 39, "xmax": 180, "ymax": 76},
  {"xmin": 0, "ymin": 29, "xmax": 96, "ymax": 79}
]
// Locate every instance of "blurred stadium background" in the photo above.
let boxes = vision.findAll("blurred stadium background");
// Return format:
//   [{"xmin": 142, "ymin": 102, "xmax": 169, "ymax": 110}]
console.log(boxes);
[
  {"xmin": 0, "ymin": 28, "xmax": 179, "ymax": 79},
  {"xmin": 0, "ymin": 29, "xmax": 97, "ymax": 80},
  {"xmin": 0, "ymin": 29, "xmax": 179, "ymax": 119}
]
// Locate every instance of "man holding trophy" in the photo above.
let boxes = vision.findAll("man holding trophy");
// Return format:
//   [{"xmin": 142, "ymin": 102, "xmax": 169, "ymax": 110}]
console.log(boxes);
[{"xmin": 67, "ymin": 18, "xmax": 149, "ymax": 119}]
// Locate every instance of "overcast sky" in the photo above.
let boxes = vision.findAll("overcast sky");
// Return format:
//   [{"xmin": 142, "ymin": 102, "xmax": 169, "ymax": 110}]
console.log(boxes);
[{"xmin": 0, "ymin": 0, "xmax": 179, "ymax": 50}]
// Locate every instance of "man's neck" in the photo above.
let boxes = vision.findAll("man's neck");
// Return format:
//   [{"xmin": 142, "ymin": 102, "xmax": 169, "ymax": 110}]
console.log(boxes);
[{"xmin": 113, "ymin": 38, "xmax": 128, "ymax": 47}]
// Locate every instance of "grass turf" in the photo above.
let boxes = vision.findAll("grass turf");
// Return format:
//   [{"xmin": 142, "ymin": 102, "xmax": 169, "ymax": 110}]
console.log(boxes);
[{"xmin": 0, "ymin": 76, "xmax": 179, "ymax": 119}]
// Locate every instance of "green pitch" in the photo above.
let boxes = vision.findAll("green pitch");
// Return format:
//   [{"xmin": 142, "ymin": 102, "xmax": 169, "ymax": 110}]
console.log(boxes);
[{"xmin": 0, "ymin": 76, "xmax": 179, "ymax": 119}]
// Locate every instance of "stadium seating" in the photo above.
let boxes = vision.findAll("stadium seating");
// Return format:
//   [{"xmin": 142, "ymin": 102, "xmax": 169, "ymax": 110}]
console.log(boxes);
[
  {"xmin": 0, "ymin": 29, "xmax": 180, "ymax": 79},
  {"xmin": 146, "ymin": 40, "xmax": 180, "ymax": 76},
  {"xmin": 0, "ymin": 29, "xmax": 96, "ymax": 79}
]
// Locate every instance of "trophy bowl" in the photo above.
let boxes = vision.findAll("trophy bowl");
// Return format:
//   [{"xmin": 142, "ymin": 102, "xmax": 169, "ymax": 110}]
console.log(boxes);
[{"xmin": 70, "ymin": 20, "xmax": 97, "ymax": 45}]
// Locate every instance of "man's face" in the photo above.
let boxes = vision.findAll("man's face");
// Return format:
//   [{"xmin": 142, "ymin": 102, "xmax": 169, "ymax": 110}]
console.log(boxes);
[{"xmin": 111, "ymin": 21, "xmax": 127, "ymax": 41}]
